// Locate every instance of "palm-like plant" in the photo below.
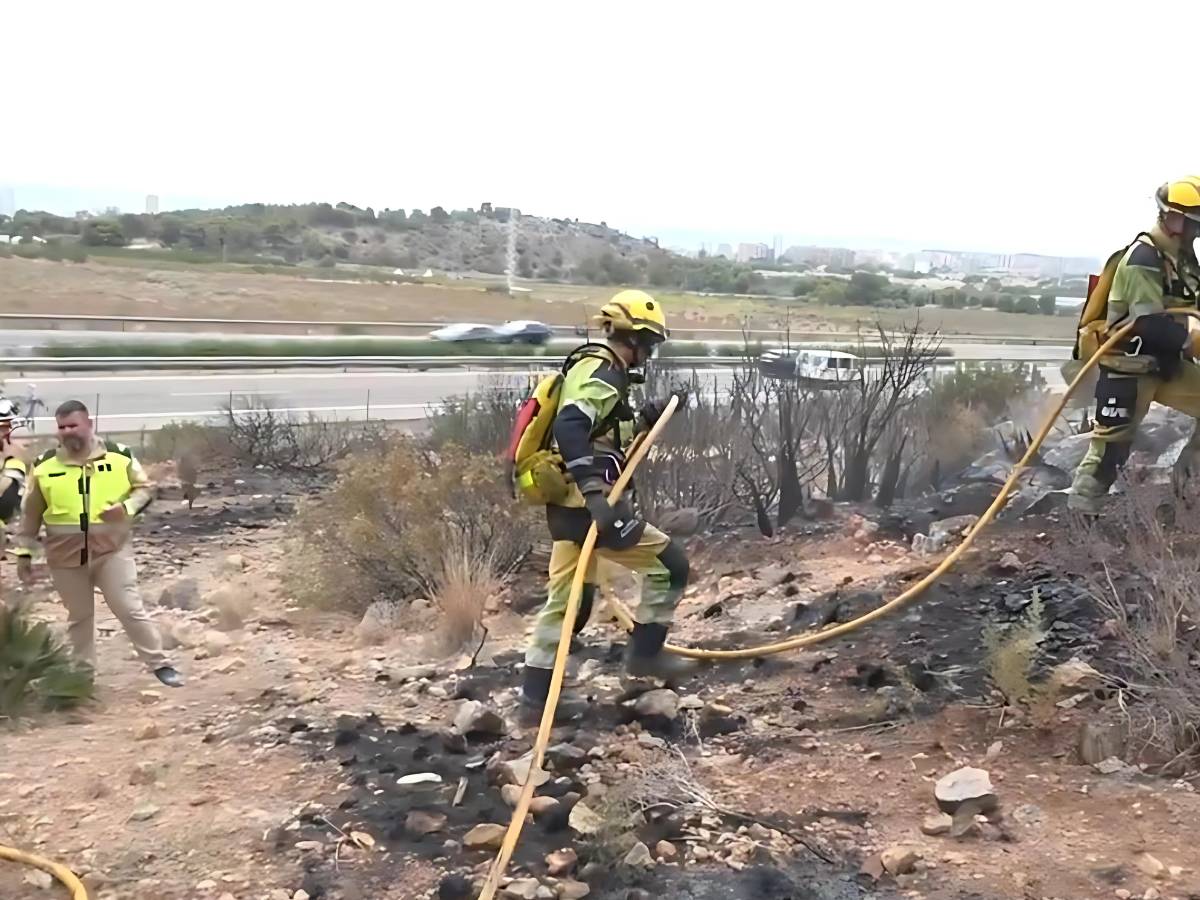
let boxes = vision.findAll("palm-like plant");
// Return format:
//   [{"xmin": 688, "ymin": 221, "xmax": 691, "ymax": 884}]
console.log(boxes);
[{"xmin": 0, "ymin": 603, "xmax": 94, "ymax": 719}]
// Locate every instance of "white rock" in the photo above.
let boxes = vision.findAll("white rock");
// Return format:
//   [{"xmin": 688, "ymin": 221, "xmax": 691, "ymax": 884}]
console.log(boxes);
[
  {"xmin": 934, "ymin": 767, "xmax": 997, "ymax": 814},
  {"xmin": 623, "ymin": 841, "xmax": 654, "ymax": 868},
  {"xmin": 568, "ymin": 802, "xmax": 603, "ymax": 836},
  {"xmin": 454, "ymin": 700, "xmax": 505, "ymax": 736},
  {"xmin": 464, "ymin": 823, "xmax": 507, "ymax": 850},
  {"xmin": 397, "ymin": 773, "xmax": 443, "ymax": 786},
  {"xmin": 632, "ymin": 689, "xmax": 679, "ymax": 720}
]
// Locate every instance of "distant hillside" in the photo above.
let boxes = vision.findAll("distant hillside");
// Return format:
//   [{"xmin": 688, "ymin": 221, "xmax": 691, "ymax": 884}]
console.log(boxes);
[{"xmin": 0, "ymin": 202, "xmax": 765, "ymax": 293}]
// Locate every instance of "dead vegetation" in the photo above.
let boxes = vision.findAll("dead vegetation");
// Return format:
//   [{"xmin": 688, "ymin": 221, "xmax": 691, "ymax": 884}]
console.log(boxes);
[
  {"xmin": 1072, "ymin": 483, "xmax": 1200, "ymax": 767},
  {"xmin": 221, "ymin": 399, "xmax": 388, "ymax": 473},
  {"xmin": 432, "ymin": 538, "xmax": 498, "ymax": 653},
  {"xmin": 284, "ymin": 439, "xmax": 535, "ymax": 615}
]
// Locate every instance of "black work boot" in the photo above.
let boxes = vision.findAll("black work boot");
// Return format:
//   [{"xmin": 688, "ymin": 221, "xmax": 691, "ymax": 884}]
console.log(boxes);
[
  {"xmin": 624, "ymin": 623, "xmax": 696, "ymax": 683},
  {"xmin": 517, "ymin": 665, "xmax": 588, "ymax": 727}
]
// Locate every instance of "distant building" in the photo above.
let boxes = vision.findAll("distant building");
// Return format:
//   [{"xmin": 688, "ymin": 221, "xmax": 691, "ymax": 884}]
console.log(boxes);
[
  {"xmin": 922, "ymin": 248, "xmax": 1099, "ymax": 279},
  {"xmin": 1007, "ymin": 252, "xmax": 1098, "ymax": 279},
  {"xmin": 783, "ymin": 245, "xmax": 854, "ymax": 269},
  {"xmin": 823, "ymin": 248, "xmax": 852, "ymax": 269},
  {"xmin": 736, "ymin": 242, "xmax": 771, "ymax": 263},
  {"xmin": 145, "ymin": 194, "xmax": 159, "ymax": 215},
  {"xmin": 716, "ymin": 243, "xmax": 733, "ymax": 259},
  {"xmin": 772, "ymin": 234, "xmax": 783, "ymax": 260},
  {"xmin": 103, "ymin": 206, "xmax": 120, "ymax": 216},
  {"xmin": 0, "ymin": 186, "xmax": 13, "ymax": 217},
  {"xmin": 853, "ymin": 248, "xmax": 886, "ymax": 267}
]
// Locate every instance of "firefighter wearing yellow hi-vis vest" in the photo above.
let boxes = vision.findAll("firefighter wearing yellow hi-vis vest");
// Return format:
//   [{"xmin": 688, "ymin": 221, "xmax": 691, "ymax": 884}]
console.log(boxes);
[
  {"xmin": 506, "ymin": 290, "xmax": 691, "ymax": 723},
  {"xmin": 1069, "ymin": 178, "xmax": 1200, "ymax": 514},
  {"xmin": 18, "ymin": 400, "xmax": 183, "ymax": 688}
]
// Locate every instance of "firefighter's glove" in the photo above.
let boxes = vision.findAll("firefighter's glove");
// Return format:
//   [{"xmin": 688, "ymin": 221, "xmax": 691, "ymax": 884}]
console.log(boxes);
[
  {"xmin": 639, "ymin": 389, "xmax": 689, "ymax": 431},
  {"xmin": 583, "ymin": 490, "xmax": 644, "ymax": 550}
]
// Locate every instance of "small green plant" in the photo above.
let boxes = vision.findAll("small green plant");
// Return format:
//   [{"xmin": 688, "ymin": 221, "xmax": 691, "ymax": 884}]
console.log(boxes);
[
  {"xmin": 983, "ymin": 589, "xmax": 1046, "ymax": 707},
  {"xmin": 0, "ymin": 604, "xmax": 94, "ymax": 720}
]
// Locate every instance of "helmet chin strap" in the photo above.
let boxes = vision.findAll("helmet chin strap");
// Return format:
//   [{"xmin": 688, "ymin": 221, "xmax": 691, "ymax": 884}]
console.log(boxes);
[{"xmin": 605, "ymin": 330, "xmax": 654, "ymax": 381}]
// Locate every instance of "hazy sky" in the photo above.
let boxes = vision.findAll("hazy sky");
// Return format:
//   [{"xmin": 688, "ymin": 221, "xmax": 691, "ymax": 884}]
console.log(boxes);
[{"xmin": 5, "ymin": 0, "xmax": 1198, "ymax": 257}]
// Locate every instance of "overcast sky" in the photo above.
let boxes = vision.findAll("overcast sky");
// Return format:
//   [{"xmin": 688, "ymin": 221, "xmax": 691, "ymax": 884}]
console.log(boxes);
[{"xmin": 4, "ymin": 0, "xmax": 1198, "ymax": 257}]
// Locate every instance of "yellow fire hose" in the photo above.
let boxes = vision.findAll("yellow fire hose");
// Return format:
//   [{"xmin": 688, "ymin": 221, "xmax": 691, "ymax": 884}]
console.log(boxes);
[
  {"xmin": 0, "ymin": 846, "xmax": 88, "ymax": 898},
  {"xmin": 480, "ymin": 315, "xmax": 1180, "ymax": 893},
  {"xmin": 601, "ymin": 317, "xmax": 1164, "ymax": 659}
]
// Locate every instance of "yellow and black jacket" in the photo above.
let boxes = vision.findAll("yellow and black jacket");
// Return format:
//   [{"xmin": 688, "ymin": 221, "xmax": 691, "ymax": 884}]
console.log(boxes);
[
  {"xmin": 20, "ymin": 437, "xmax": 154, "ymax": 567},
  {"xmin": 1, "ymin": 452, "xmax": 29, "ymax": 559}
]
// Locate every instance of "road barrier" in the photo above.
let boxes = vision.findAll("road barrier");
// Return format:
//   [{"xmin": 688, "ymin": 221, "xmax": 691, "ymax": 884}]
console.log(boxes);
[
  {"xmin": 0, "ymin": 312, "xmax": 1075, "ymax": 345},
  {"xmin": 0, "ymin": 353, "xmax": 1073, "ymax": 373}
]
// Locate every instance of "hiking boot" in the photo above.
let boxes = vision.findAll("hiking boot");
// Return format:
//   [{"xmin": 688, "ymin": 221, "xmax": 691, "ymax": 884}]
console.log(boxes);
[
  {"xmin": 1066, "ymin": 490, "xmax": 1104, "ymax": 516},
  {"xmin": 517, "ymin": 665, "xmax": 588, "ymax": 727},
  {"xmin": 1068, "ymin": 473, "xmax": 1110, "ymax": 516},
  {"xmin": 624, "ymin": 623, "xmax": 696, "ymax": 684},
  {"xmin": 154, "ymin": 666, "xmax": 185, "ymax": 688}
]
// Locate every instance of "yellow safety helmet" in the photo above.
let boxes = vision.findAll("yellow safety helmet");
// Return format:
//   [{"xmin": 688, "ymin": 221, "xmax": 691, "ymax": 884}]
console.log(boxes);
[
  {"xmin": 1156, "ymin": 176, "xmax": 1200, "ymax": 222},
  {"xmin": 593, "ymin": 289, "xmax": 669, "ymax": 342}
]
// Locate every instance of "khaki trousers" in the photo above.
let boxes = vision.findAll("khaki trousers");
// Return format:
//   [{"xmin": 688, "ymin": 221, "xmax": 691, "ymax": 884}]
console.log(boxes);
[
  {"xmin": 525, "ymin": 524, "xmax": 688, "ymax": 669},
  {"xmin": 50, "ymin": 547, "xmax": 167, "ymax": 671}
]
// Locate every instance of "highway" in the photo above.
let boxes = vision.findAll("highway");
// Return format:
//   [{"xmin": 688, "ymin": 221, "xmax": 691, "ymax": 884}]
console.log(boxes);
[
  {"xmin": 3, "ymin": 369, "xmax": 530, "ymax": 434},
  {"xmin": 0, "ymin": 324, "xmax": 1076, "ymax": 434},
  {"xmin": 3, "ymin": 328, "xmax": 1073, "ymax": 362},
  {"xmin": 0, "ymin": 358, "xmax": 1072, "ymax": 436}
]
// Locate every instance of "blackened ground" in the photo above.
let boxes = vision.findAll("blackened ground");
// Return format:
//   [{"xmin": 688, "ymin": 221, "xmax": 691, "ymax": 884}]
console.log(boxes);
[{"xmin": 280, "ymin": 654, "xmax": 897, "ymax": 900}]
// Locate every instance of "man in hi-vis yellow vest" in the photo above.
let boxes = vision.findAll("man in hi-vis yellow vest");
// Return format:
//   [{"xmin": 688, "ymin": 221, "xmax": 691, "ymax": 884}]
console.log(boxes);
[{"xmin": 19, "ymin": 400, "xmax": 183, "ymax": 688}]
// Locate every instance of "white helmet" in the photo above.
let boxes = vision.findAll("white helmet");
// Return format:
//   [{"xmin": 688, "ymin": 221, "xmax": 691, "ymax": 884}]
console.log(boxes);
[{"xmin": 0, "ymin": 397, "xmax": 22, "ymax": 431}]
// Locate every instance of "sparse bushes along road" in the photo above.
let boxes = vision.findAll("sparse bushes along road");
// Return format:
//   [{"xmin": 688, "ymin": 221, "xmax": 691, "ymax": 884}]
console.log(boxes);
[{"xmin": 284, "ymin": 439, "xmax": 536, "ymax": 616}]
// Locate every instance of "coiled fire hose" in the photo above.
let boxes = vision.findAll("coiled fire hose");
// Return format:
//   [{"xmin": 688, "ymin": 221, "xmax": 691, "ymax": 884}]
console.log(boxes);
[
  {"xmin": 0, "ymin": 846, "xmax": 88, "ymax": 899},
  {"xmin": 481, "ymin": 314, "xmax": 1183, "ymax": 894}
]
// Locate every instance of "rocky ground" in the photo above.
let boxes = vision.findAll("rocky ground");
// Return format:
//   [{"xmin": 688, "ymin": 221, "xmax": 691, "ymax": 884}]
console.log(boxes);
[{"xmin": 3, "ymin": 468, "xmax": 1200, "ymax": 900}]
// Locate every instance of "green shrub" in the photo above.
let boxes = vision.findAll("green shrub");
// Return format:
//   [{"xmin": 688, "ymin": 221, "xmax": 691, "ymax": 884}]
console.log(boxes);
[
  {"xmin": 42, "ymin": 242, "xmax": 88, "ymax": 263},
  {"xmin": 0, "ymin": 604, "xmax": 95, "ymax": 719}
]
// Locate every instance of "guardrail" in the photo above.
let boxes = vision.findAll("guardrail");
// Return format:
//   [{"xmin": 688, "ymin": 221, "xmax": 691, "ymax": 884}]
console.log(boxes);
[
  {"xmin": 0, "ymin": 312, "xmax": 1076, "ymax": 345},
  {"xmin": 0, "ymin": 352, "xmax": 1070, "ymax": 373},
  {"xmin": 0, "ymin": 355, "xmax": 739, "ymax": 372}
]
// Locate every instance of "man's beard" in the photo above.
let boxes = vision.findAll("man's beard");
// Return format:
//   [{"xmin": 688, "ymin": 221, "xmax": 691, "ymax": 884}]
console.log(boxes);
[{"xmin": 62, "ymin": 435, "xmax": 86, "ymax": 453}]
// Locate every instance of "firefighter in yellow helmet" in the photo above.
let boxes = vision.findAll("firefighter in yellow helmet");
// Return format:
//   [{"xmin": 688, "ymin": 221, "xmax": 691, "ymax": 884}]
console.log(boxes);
[
  {"xmin": 519, "ymin": 290, "xmax": 692, "ymax": 724},
  {"xmin": 1070, "ymin": 178, "xmax": 1200, "ymax": 512}
]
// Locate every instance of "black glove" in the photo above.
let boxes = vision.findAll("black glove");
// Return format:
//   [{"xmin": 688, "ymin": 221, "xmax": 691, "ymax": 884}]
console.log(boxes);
[
  {"xmin": 583, "ymin": 491, "xmax": 644, "ymax": 549},
  {"xmin": 639, "ymin": 389, "xmax": 689, "ymax": 430}
]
